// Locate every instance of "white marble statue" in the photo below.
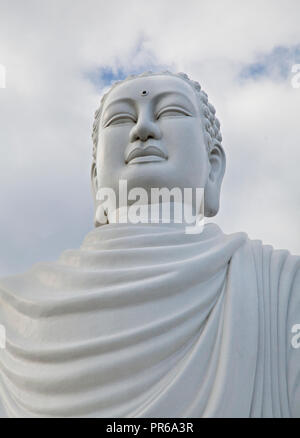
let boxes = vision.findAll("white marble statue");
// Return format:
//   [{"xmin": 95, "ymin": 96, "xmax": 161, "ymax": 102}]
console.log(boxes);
[{"xmin": 0, "ymin": 71, "xmax": 299, "ymax": 418}]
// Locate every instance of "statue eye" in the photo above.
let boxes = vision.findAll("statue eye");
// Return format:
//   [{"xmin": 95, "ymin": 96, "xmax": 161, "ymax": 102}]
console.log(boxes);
[
  {"xmin": 156, "ymin": 107, "xmax": 192, "ymax": 119},
  {"xmin": 104, "ymin": 114, "xmax": 136, "ymax": 127}
]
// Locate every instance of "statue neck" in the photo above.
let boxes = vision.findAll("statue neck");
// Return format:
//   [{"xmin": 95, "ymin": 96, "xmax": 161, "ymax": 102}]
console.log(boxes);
[{"xmin": 107, "ymin": 201, "xmax": 204, "ymax": 229}]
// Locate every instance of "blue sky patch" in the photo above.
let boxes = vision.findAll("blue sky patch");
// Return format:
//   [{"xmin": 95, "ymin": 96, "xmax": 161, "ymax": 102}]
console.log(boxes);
[
  {"xmin": 85, "ymin": 36, "xmax": 174, "ymax": 91},
  {"xmin": 239, "ymin": 45, "xmax": 300, "ymax": 81},
  {"xmin": 86, "ymin": 63, "xmax": 175, "ymax": 90}
]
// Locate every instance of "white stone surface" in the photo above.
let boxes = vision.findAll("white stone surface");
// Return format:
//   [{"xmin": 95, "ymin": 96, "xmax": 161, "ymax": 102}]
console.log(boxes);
[{"xmin": 0, "ymin": 72, "xmax": 299, "ymax": 417}]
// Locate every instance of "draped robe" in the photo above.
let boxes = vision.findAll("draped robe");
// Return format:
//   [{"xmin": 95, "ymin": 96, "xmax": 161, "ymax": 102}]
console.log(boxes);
[{"xmin": 0, "ymin": 222, "xmax": 299, "ymax": 417}]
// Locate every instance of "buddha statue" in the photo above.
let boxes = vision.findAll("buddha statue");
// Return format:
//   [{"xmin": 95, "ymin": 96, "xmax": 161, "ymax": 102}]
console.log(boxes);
[{"xmin": 0, "ymin": 71, "xmax": 299, "ymax": 418}]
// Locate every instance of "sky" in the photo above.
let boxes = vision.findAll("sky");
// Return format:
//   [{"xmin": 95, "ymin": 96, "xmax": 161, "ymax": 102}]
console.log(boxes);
[{"xmin": 0, "ymin": 0, "xmax": 299, "ymax": 275}]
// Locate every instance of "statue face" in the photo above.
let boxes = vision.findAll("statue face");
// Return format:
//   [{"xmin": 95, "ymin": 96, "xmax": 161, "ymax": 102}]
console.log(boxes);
[{"xmin": 93, "ymin": 74, "xmax": 225, "ymax": 216}]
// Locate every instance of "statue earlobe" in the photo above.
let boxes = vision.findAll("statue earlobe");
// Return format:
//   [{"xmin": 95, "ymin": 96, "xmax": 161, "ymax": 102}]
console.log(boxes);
[
  {"xmin": 204, "ymin": 143, "xmax": 226, "ymax": 217},
  {"xmin": 91, "ymin": 161, "xmax": 98, "ymax": 198},
  {"xmin": 91, "ymin": 162, "xmax": 108, "ymax": 227}
]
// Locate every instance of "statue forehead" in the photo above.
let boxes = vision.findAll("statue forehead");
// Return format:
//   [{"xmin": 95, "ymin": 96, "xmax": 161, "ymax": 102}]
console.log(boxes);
[{"xmin": 102, "ymin": 74, "xmax": 198, "ymax": 109}]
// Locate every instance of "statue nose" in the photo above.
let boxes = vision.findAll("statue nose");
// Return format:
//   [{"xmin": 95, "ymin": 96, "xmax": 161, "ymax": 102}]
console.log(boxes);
[{"xmin": 130, "ymin": 118, "xmax": 161, "ymax": 143}]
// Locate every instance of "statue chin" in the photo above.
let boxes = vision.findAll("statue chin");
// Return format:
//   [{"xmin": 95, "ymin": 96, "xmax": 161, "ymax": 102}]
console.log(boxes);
[{"xmin": 0, "ymin": 71, "xmax": 299, "ymax": 418}]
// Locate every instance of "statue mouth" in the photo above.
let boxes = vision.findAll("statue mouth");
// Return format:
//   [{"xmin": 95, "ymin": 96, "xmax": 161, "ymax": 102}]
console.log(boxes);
[{"xmin": 126, "ymin": 145, "xmax": 168, "ymax": 165}]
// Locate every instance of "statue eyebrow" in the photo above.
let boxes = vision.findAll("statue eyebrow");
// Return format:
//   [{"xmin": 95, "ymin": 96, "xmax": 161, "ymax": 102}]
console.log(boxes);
[
  {"xmin": 104, "ymin": 91, "xmax": 196, "ymax": 113},
  {"xmin": 153, "ymin": 91, "xmax": 195, "ymax": 109},
  {"xmin": 103, "ymin": 97, "xmax": 135, "ymax": 113}
]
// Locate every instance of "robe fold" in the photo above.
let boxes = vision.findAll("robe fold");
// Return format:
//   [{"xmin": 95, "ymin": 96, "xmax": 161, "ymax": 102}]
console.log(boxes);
[{"xmin": 0, "ymin": 223, "xmax": 299, "ymax": 417}]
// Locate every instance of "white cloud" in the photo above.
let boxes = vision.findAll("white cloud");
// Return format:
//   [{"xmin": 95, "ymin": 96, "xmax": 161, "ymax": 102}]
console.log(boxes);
[{"xmin": 0, "ymin": 0, "xmax": 300, "ymax": 274}]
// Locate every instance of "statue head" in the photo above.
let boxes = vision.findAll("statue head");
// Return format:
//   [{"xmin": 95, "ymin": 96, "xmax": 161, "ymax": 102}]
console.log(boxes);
[{"xmin": 91, "ymin": 71, "xmax": 225, "ymax": 225}]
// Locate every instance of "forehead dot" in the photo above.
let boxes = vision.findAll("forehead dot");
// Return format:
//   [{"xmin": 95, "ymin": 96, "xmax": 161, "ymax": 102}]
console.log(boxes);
[{"xmin": 141, "ymin": 90, "xmax": 149, "ymax": 96}]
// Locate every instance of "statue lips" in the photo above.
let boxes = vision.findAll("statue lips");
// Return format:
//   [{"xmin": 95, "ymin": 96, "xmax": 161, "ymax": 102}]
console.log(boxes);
[{"xmin": 126, "ymin": 145, "xmax": 168, "ymax": 165}]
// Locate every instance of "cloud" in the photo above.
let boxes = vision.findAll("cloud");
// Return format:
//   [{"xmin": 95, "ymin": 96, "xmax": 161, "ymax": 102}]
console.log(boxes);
[
  {"xmin": 0, "ymin": 0, "xmax": 300, "ymax": 274},
  {"xmin": 239, "ymin": 45, "xmax": 300, "ymax": 81}
]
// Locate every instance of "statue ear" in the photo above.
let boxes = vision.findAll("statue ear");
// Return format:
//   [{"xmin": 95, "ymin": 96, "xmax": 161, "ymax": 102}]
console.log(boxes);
[
  {"xmin": 91, "ymin": 162, "xmax": 108, "ymax": 227},
  {"xmin": 204, "ymin": 143, "xmax": 226, "ymax": 217}
]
